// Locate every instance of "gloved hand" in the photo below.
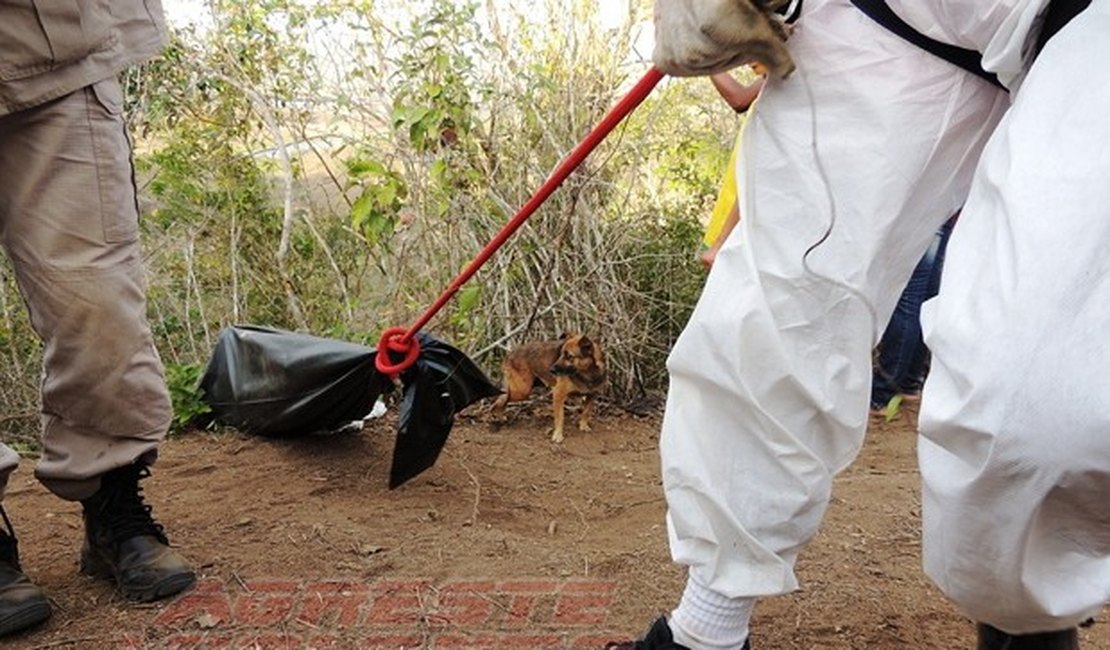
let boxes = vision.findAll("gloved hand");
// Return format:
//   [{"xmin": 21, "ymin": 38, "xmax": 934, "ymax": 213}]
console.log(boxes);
[{"xmin": 653, "ymin": 0, "xmax": 796, "ymax": 79}]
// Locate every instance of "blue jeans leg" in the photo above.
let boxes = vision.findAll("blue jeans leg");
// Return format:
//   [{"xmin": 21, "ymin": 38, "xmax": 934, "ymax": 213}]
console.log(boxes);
[{"xmin": 872, "ymin": 221, "xmax": 954, "ymax": 408}]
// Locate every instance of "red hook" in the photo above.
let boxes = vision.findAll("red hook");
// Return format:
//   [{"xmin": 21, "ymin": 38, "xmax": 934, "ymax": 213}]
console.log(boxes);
[{"xmin": 375, "ymin": 327, "xmax": 421, "ymax": 376}]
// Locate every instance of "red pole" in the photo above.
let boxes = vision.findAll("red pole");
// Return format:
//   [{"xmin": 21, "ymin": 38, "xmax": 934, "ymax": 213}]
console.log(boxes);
[{"xmin": 376, "ymin": 66, "xmax": 666, "ymax": 375}]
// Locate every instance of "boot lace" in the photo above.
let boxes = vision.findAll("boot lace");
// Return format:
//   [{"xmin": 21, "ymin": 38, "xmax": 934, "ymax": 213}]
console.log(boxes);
[{"xmin": 95, "ymin": 465, "xmax": 169, "ymax": 546}]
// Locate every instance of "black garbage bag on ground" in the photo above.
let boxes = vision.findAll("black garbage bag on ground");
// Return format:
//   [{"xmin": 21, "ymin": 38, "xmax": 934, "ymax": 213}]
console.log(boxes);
[
  {"xmin": 199, "ymin": 325, "xmax": 500, "ymax": 488},
  {"xmin": 199, "ymin": 326, "xmax": 386, "ymax": 438}
]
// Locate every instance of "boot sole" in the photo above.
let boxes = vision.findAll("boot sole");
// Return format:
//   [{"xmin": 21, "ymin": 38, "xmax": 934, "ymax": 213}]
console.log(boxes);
[
  {"xmin": 0, "ymin": 599, "xmax": 52, "ymax": 637},
  {"xmin": 81, "ymin": 554, "xmax": 197, "ymax": 603},
  {"xmin": 120, "ymin": 571, "xmax": 197, "ymax": 603}
]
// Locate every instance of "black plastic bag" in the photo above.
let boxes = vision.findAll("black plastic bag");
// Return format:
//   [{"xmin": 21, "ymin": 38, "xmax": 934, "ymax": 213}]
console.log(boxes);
[
  {"xmin": 391, "ymin": 333, "xmax": 502, "ymax": 488},
  {"xmin": 199, "ymin": 326, "xmax": 500, "ymax": 488},
  {"xmin": 200, "ymin": 326, "xmax": 387, "ymax": 438}
]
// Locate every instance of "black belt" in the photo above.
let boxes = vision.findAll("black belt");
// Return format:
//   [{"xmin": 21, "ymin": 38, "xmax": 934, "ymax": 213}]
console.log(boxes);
[
  {"xmin": 1036, "ymin": 0, "xmax": 1091, "ymax": 55},
  {"xmin": 848, "ymin": 0, "xmax": 1092, "ymax": 90},
  {"xmin": 848, "ymin": 0, "xmax": 1003, "ymax": 89},
  {"xmin": 771, "ymin": 0, "xmax": 804, "ymax": 24}
]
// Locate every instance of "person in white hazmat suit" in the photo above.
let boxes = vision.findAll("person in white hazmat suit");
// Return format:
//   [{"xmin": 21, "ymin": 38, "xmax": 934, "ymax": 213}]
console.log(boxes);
[{"xmin": 608, "ymin": 1, "xmax": 1109, "ymax": 649}]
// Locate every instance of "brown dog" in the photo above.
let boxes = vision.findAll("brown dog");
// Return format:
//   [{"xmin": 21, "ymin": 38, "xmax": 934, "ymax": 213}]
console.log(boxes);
[{"xmin": 491, "ymin": 334, "xmax": 607, "ymax": 443}]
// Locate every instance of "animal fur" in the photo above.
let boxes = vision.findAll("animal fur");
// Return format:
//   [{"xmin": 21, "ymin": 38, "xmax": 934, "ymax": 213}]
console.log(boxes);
[{"xmin": 491, "ymin": 334, "xmax": 607, "ymax": 443}]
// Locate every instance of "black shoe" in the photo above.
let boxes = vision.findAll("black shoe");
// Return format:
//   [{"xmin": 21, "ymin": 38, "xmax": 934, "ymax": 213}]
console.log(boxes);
[
  {"xmin": 80, "ymin": 462, "xmax": 196, "ymax": 602},
  {"xmin": 977, "ymin": 623, "xmax": 1080, "ymax": 650},
  {"xmin": 0, "ymin": 507, "xmax": 51, "ymax": 637},
  {"xmin": 604, "ymin": 616, "xmax": 752, "ymax": 650}
]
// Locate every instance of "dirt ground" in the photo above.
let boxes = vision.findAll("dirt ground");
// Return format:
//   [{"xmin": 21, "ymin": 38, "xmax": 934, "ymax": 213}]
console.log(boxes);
[{"xmin": 3, "ymin": 398, "xmax": 1106, "ymax": 649}]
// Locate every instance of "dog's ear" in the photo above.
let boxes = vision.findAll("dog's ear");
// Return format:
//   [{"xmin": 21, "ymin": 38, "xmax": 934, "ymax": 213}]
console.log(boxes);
[
  {"xmin": 558, "ymin": 331, "xmax": 571, "ymax": 341},
  {"xmin": 587, "ymin": 334, "xmax": 605, "ymax": 363}
]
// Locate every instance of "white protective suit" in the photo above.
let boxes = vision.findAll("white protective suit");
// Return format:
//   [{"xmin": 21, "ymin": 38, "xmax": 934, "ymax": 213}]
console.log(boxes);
[
  {"xmin": 660, "ymin": 0, "xmax": 1109, "ymax": 634},
  {"xmin": 915, "ymin": 0, "xmax": 1110, "ymax": 633}
]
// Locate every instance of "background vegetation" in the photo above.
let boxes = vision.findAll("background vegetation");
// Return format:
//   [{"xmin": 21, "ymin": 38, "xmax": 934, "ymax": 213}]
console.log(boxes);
[{"xmin": 0, "ymin": 0, "xmax": 752, "ymax": 447}]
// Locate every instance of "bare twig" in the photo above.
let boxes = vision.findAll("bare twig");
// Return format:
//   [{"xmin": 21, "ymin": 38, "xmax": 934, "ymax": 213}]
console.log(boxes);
[
  {"xmin": 30, "ymin": 637, "xmax": 108, "ymax": 649},
  {"xmin": 455, "ymin": 455, "xmax": 482, "ymax": 525},
  {"xmin": 299, "ymin": 210, "xmax": 354, "ymax": 323},
  {"xmin": 207, "ymin": 67, "xmax": 306, "ymax": 329}
]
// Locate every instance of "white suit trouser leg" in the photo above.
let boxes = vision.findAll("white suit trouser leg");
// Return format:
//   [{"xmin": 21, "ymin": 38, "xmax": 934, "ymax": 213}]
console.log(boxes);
[
  {"xmin": 660, "ymin": 0, "xmax": 1007, "ymax": 599},
  {"xmin": 920, "ymin": 5, "xmax": 1110, "ymax": 634}
]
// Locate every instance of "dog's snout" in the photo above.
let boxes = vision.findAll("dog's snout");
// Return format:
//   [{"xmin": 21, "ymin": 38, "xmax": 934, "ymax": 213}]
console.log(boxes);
[{"xmin": 551, "ymin": 362, "xmax": 574, "ymax": 376}]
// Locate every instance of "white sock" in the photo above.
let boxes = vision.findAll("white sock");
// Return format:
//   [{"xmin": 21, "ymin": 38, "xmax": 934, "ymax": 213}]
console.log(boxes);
[{"xmin": 668, "ymin": 576, "xmax": 755, "ymax": 650}]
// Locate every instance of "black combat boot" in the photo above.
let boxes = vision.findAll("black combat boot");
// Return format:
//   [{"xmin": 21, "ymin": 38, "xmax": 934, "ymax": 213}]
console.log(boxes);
[
  {"xmin": 0, "ymin": 507, "xmax": 51, "ymax": 636},
  {"xmin": 79, "ymin": 462, "xmax": 195, "ymax": 602},
  {"xmin": 605, "ymin": 616, "xmax": 752, "ymax": 650},
  {"xmin": 977, "ymin": 623, "xmax": 1080, "ymax": 650}
]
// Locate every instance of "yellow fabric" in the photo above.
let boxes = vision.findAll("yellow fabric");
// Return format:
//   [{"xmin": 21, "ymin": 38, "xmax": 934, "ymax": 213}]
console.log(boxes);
[
  {"xmin": 704, "ymin": 131, "xmax": 740, "ymax": 247},
  {"xmin": 704, "ymin": 111, "xmax": 751, "ymax": 247}
]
